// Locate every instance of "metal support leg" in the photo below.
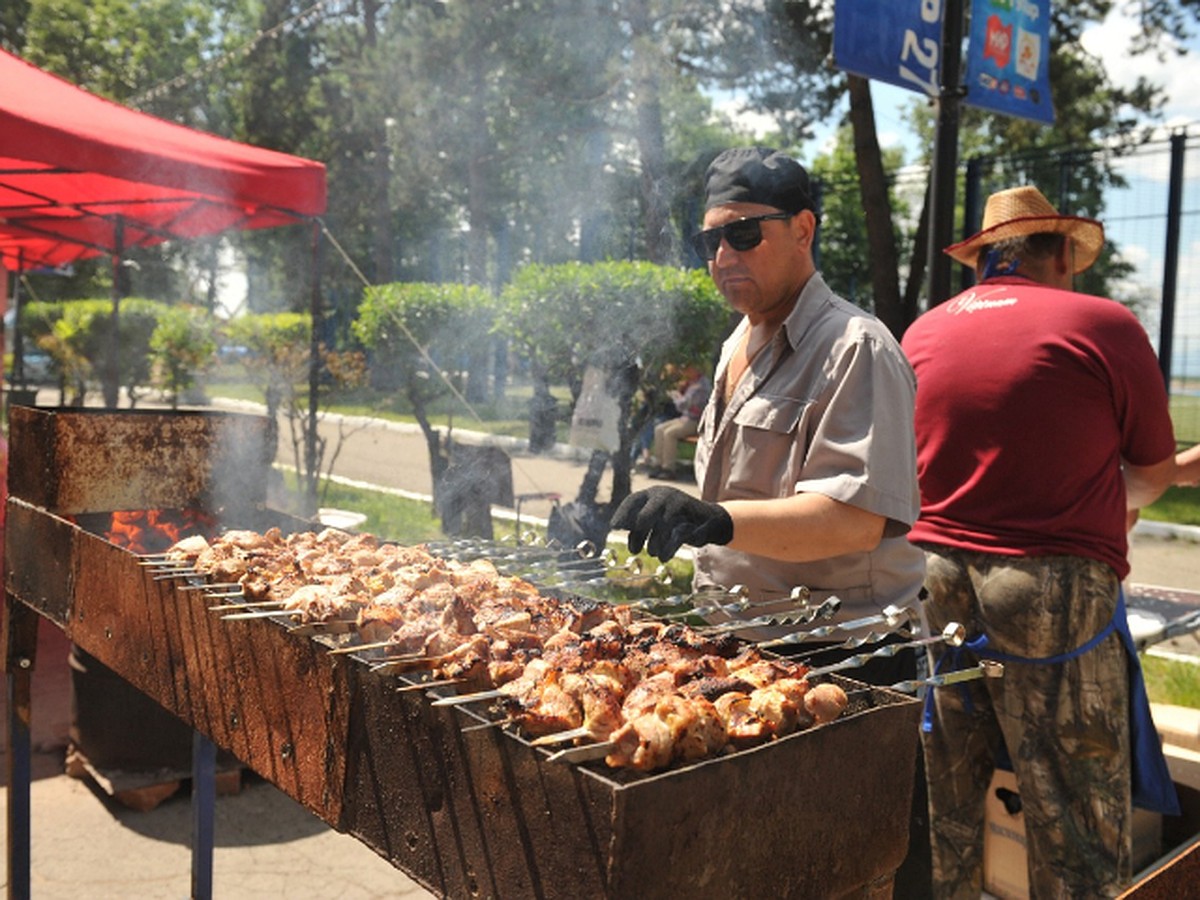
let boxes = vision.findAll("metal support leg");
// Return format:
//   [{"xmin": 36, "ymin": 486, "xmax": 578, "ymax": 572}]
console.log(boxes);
[
  {"xmin": 191, "ymin": 730, "xmax": 216, "ymax": 900},
  {"xmin": 4, "ymin": 595, "xmax": 39, "ymax": 900}
]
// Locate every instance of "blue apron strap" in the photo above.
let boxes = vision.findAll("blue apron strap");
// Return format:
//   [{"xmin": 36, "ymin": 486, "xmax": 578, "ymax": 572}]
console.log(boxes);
[
  {"xmin": 923, "ymin": 619, "xmax": 1117, "ymax": 735},
  {"xmin": 1114, "ymin": 588, "xmax": 1181, "ymax": 815}
]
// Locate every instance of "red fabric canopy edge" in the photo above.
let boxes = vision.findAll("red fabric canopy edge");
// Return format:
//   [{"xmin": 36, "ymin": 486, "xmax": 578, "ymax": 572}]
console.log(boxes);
[{"xmin": 0, "ymin": 49, "xmax": 327, "ymax": 271}]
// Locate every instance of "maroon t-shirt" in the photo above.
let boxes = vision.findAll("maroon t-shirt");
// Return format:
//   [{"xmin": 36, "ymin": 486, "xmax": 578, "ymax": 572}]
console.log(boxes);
[{"xmin": 901, "ymin": 276, "xmax": 1175, "ymax": 579}]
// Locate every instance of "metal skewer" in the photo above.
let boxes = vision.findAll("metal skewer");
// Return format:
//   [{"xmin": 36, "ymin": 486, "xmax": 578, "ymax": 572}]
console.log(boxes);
[
  {"xmin": 756, "ymin": 604, "xmax": 915, "ymax": 650},
  {"xmin": 699, "ymin": 596, "xmax": 847, "ymax": 635},
  {"xmin": 208, "ymin": 598, "xmax": 282, "ymax": 612},
  {"xmin": 461, "ymin": 719, "xmax": 511, "ymax": 733},
  {"xmin": 369, "ymin": 653, "xmax": 450, "ymax": 674},
  {"xmin": 326, "ymin": 639, "xmax": 396, "ymax": 656},
  {"xmin": 804, "ymin": 623, "xmax": 966, "ymax": 679},
  {"xmin": 199, "ymin": 590, "xmax": 248, "ymax": 602},
  {"xmin": 1133, "ymin": 608, "xmax": 1200, "ymax": 651},
  {"xmin": 885, "ymin": 659, "xmax": 1005, "ymax": 693},
  {"xmin": 221, "ymin": 609, "xmax": 300, "ymax": 621},
  {"xmin": 654, "ymin": 584, "xmax": 754, "ymax": 619},
  {"xmin": 152, "ymin": 568, "xmax": 200, "ymax": 580},
  {"xmin": 395, "ymin": 678, "xmax": 464, "ymax": 693},
  {"xmin": 288, "ymin": 620, "xmax": 356, "ymax": 637}
]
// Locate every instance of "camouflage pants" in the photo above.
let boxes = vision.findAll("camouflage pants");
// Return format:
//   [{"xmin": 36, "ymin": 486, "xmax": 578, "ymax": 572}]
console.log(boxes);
[{"xmin": 918, "ymin": 547, "xmax": 1132, "ymax": 899}]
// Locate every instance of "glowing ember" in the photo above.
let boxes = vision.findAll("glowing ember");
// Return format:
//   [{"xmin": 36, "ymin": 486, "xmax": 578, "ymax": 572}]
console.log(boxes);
[{"xmin": 105, "ymin": 508, "xmax": 218, "ymax": 554}]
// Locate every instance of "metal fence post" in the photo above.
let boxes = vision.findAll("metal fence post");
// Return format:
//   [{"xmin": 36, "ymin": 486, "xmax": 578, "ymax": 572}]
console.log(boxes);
[{"xmin": 1160, "ymin": 131, "xmax": 1186, "ymax": 387}]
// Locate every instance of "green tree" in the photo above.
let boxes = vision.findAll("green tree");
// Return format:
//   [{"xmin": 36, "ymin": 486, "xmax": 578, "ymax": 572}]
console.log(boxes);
[
  {"xmin": 497, "ymin": 261, "xmax": 728, "ymax": 513},
  {"xmin": 353, "ymin": 281, "xmax": 497, "ymax": 526},
  {"xmin": 227, "ymin": 311, "xmax": 368, "ymax": 515},
  {"xmin": 811, "ymin": 126, "xmax": 911, "ymax": 315},
  {"xmin": 21, "ymin": 297, "xmax": 166, "ymax": 405},
  {"xmin": 149, "ymin": 305, "xmax": 218, "ymax": 408}
]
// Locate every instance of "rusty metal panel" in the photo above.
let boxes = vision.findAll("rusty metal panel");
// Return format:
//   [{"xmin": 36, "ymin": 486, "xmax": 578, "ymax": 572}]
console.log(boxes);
[
  {"xmin": 605, "ymin": 679, "xmax": 918, "ymax": 899},
  {"xmin": 60, "ymin": 532, "xmax": 350, "ymax": 821},
  {"xmin": 4, "ymin": 499, "xmax": 76, "ymax": 626},
  {"xmin": 340, "ymin": 668, "xmax": 619, "ymax": 899},
  {"xmin": 6, "ymin": 406, "xmax": 271, "ymax": 516},
  {"xmin": 340, "ymin": 666, "xmax": 920, "ymax": 899}
]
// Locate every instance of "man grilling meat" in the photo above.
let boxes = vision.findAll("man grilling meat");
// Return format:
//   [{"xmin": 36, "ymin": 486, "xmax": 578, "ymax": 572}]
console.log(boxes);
[
  {"xmin": 610, "ymin": 152, "xmax": 933, "ymax": 895},
  {"xmin": 612, "ymin": 146, "xmax": 926, "ymax": 674}
]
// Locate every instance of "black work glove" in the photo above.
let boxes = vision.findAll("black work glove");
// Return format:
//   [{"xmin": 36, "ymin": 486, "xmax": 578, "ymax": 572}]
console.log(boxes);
[{"xmin": 611, "ymin": 486, "xmax": 734, "ymax": 562}]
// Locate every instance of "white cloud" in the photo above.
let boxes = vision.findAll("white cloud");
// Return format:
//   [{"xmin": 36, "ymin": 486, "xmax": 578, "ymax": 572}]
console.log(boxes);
[{"xmin": 1081, "ymin": 9, "xmax": 1200, "ymax": 128}]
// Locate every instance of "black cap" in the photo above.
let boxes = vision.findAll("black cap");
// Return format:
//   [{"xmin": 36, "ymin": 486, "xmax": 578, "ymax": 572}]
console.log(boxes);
[{"xmin": 703, "ymin": 147, "xmax": 816, "ymax": 214}]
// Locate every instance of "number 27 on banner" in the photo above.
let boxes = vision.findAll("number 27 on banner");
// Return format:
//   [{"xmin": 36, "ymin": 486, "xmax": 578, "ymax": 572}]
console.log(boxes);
[{"xmin": 899, "ymin": 0, "xmax": 942, "ymax": 97}]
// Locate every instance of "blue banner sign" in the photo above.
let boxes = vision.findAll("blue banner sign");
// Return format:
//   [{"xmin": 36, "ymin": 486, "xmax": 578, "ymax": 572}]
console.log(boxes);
[
  {"xmin": 963, "ymin": 0, "xmax": 1055, "ymax": 124},
  {"xmin": 832, "ymin": 0, "xmax": 945, "ymax": 98}
]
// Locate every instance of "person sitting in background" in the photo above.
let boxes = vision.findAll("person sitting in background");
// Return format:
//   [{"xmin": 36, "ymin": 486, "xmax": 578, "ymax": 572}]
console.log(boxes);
[
  {"xmin": 647, "ymin": 363, "xmax": 711, "ymax": 480},
  {"xmin": 629, "ymin": 364, "xmax": 680, "ymax": 467}
]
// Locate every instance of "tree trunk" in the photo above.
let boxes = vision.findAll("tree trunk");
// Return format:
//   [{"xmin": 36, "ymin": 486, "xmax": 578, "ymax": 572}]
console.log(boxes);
[
  {"xmin": 412, "ymin": 388, "xmax": 448, "ymax": 515},
  {"xmin": 528, "ymin": 368, "xmax": 558, "ymax": 453},
  {"xmin": 608, "ymin": 361, "xmax": 640, "ymax": 510},
  {"xmin": 902, "ymin": 181, "xmax": 933, "ymax": 331},
  {"xmin": 846, "ymin": 76, "xmax": 906, "ymax": 338},
  {"xmin": 628, "ymin": 0, "xmax": 672, "ymax": 264}
]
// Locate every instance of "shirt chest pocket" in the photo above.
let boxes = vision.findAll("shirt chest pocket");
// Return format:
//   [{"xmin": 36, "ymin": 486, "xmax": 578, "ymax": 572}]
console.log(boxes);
[{"xmin": 726, "ymin": 396, "xmax": 810, "ymax": 496}]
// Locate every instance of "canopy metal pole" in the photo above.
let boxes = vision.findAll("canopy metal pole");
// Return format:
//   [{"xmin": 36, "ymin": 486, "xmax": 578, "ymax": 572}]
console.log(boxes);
[
  {"xmin": 5, "ymin": 595, "xmax": 38, "ymax": 900},
  {"xmin": 1159, "ymin": 131, "xmax": 1186, "ymax": 386},
  {"xmin": 307, "ymin": 220, "xmax": 322, "ymax": 513},
  {"xmin": 105, "ymin": 221, "xmax": 125, "ymax": 408},
  {"xmin": 191, "ymin": 731, "xmax": 216, "ymax": 900},
  {"xmin": 10, "ymin": 250, "xmax": 22, "ymax": 389}
]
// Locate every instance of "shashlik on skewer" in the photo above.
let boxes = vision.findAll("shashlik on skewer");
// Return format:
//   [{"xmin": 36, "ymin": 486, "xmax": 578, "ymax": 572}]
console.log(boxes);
[{"xmin": 166, "ymin": 527, "xmax": 851, "ymax": 772}]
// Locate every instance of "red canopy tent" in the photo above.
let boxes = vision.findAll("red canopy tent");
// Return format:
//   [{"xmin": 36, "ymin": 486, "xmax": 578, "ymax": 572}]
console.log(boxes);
[
  {"xmin": 0, "ymin": 48, "xmax": 327, "ymax": 271},
  {"xmin": 0, "ymin": 48, "xmax": 328, "ymax": 411}
]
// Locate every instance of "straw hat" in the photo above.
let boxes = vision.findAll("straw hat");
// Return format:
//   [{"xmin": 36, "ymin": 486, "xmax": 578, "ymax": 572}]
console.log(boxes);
[{"xmin": 943, "ymin": 185, "xmax": 1105, "ymax": 274}]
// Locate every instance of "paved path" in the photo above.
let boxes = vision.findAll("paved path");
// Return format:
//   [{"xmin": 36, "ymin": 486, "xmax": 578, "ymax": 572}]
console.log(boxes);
[{"xmin": 208, "ymin": 397, "xmax": 692, "ymax": 526}]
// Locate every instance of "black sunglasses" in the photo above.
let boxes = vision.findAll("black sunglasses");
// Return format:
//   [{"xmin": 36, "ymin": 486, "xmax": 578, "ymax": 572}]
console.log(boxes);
[{"xmin": 691, "ymin": 211, "xmax": 796, "ymax": 261}]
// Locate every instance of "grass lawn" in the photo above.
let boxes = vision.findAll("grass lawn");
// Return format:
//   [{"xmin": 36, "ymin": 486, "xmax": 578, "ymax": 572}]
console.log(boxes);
[
  {"xmin": 1144, "ymin": 655, "xmax": 1200, "ymax": 708},
  {"xmin": 317, "ymin": 478, "xmax": 445, "ymax": 544},
  {"xmin": 1141, "ymin": 484, "xmax": 1200, "ymax": 527}
]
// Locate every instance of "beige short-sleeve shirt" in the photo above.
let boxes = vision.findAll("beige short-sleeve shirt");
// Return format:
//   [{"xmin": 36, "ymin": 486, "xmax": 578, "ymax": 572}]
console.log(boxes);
[{"xmin": 693, "ymin": 272, "xmax": 925, "ymax": 629}]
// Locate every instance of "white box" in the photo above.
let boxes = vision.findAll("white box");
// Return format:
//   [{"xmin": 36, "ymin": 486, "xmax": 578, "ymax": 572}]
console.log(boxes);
[{"xmin": 983, "ymin": 769, "xmax": 1162, "ymax": 900}]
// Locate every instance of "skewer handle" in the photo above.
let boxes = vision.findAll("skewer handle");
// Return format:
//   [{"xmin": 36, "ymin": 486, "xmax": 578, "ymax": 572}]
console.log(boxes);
[
  {"xmin": 545, "ymin": 741, "xmax": 614, "ymax": 764},
  {"xmin": 429, "ymin": 689, "xmax": 507, "ymax": 707},
  {"xmin": 886, "ymin": 660, "xmax": 1004, "ymax": 693},
  {"xmin": 528, "ymin": 726, "xmax": 593, "ymax": 747}
]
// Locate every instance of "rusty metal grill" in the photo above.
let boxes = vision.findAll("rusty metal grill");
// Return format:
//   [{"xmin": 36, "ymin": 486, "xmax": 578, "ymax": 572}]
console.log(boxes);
[{"xmin": 5, "ymin": 406, "xmax": 922, "ymax": 898}]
